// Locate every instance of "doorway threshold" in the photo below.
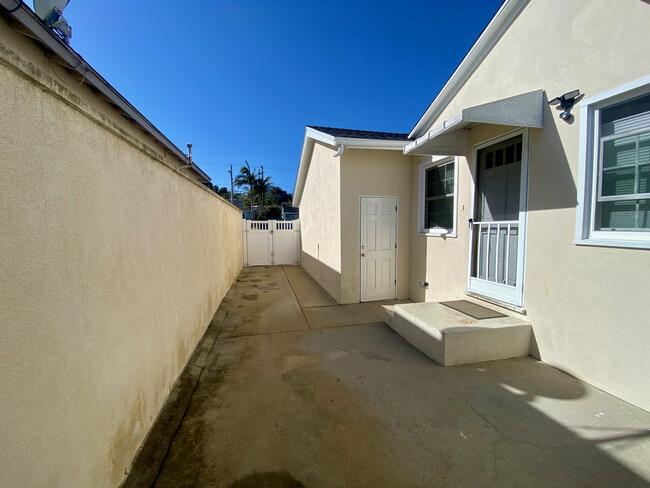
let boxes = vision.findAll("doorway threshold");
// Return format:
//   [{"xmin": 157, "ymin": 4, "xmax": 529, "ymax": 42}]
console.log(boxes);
[{"xmin": 465, "ymin": 291, "xmax": 527, "ymax": 315}]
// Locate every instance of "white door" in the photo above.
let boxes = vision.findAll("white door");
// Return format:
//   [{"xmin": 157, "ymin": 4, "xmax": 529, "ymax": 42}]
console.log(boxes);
[
  {"xmin": 468, "ymin": 132, "xmax": 528, "ymax": 307},
  {"xmin": 360, "ymin": 197, "xmax": 397, "ymax": 302}
]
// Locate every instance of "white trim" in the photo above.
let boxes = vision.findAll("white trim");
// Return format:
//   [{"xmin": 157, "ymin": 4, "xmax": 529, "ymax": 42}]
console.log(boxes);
[
  {"xmin": 335, "ymin": 138, "xmax": 408, "ymax": 150},
  {"xmin": 409, "ymin": 0, "xmax": 530, "ymax": 139},
  {"xmin": 466, "ymin": 128, "xmax": 529, "ymax": 308},
  {"xmin": 293, "ymin": 126, "xmax": 409, "ymax": 206},
  {"xmin": 575, "ymin": 75, "xmax": 650, "ymax": 249},
  {"xmin": 581, "ymin": 76, "xmax": 650, "ymax": 107},
  {"xmin": 575, "ymin": 239, "xmax": 650, "ymax": 250},
  {"xmin": 304, "ymin": 127, "xmax": 408, "ymax": 151},
  {"xmin": 305, "ymin": 127, "xmax": 337, "ymax": 147},
  {"xmin": 292, "ymin": 133, "xmax": 315, "ymax": 206},
  {"xmin": 359, "ymin": 196, "xmax": 399, "ymax": 302},
  {"xmin": 418, "ymin": 157, "xmax": 458, "ymax": 237}
]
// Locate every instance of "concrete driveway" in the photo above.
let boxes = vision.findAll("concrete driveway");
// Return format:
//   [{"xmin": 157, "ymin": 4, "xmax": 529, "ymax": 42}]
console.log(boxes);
[{"xmin": 125, "ymin": 266, "xmax": 650, "ymax": 488}]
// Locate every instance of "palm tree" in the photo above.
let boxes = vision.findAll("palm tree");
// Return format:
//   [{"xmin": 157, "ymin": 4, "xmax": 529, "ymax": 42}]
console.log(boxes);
[
  {"xmin": 254, "ymin": 175, "xmax": 272, "ymax": 218},
  {"xmin": 234, "ymin": 161, "xmax": 257, "ymax": 217}
]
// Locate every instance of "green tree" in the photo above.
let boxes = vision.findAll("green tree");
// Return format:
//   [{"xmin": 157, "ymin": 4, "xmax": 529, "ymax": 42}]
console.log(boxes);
[
  {"xmin": 265, "ymin": 186, "xmax": 292, "ymax": 206},
  {"xmin": 254, "ymin": 175, "xmax": 272, "ymax": 218},
  {"xmin": 234, "ymin": 161, "xmax": 257, "ymax": 217},
  {"xmin": 263, "ymin": 204, "xmax": 282, "ymax": 220},
  {"xmin": 216, "ymin": 186, "xmax": 230, "ymax": 200}
]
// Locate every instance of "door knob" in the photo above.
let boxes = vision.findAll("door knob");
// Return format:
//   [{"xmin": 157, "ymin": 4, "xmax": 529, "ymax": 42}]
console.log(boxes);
[
  {"xmin": 361, "ymin": 245, "xmax": 365, "ymax": 249},
  {"xmin": 361, "ymin": 253, "xmax": 366, "ymax": 257}
]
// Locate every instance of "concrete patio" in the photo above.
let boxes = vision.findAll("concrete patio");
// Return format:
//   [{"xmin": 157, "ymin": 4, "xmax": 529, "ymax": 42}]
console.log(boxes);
[{"xmin": 124, "ymin": 266, "xmax": 650, "ymax": 488}]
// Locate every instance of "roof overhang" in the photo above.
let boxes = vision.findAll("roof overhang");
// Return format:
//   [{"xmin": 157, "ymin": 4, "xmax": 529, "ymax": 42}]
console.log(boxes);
[
  {"xmin": 293, "ymin": 127, "xmax": 409, "ymax": 205},
  {"xmin": 0, "ymin": 0, "xmax": 211, "ymax": 183},
  {"xmin": 409, "ymin": 0, "xmax": 529, "ymax": 140},
  {"xmin": 404, "ymin": 90, "xmax": 544, "ymax": 156},
  {"xmin": 305, "ymin": 126, "xmax": 408, "ymax": 151}
]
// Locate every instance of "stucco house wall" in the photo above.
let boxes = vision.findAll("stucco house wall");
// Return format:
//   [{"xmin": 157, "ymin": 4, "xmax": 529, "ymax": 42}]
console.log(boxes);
[
  {"xmin": 414, "ymin": 0, "xmax": 650, "ymax": 410},
  {"xmin": 408, "ymin": 153, "xmax": 476, "ymax": 304},
  {"xmin": 0, "ymin": 17, "xmax": 242, "ymax": 488},
  {"xmin": 299, "ymin": 141, "xmax": 342, "ymax": 302},
  {"xmin": 340, "ymin": 149, "xmax": 413, "ymax": 303}
]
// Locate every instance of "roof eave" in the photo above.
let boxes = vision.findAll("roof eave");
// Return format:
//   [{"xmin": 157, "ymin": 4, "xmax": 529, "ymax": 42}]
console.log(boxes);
[
  {"xmin": 292, "ymin": 131, "xmax": 315, "ymax": 206},
  {"xmin": 293, "ymin": 127, "xmax": 410, "ymax": 206},
  {"xmin": 0, "ymin": 0, "xmax": 211, "ymax": 183},
  {"xmin": 334, "ymin": 137, "xmax": 408, "ymax": 150},
  {"xmin": 408, "ymin": 0, "xmax": 529, "ymax": 139}
]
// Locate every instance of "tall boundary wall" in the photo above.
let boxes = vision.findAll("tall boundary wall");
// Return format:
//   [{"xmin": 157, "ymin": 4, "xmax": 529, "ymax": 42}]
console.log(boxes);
[{"xmin": 0, "ymin": 28, "xmax": 243, "ymax": 488}]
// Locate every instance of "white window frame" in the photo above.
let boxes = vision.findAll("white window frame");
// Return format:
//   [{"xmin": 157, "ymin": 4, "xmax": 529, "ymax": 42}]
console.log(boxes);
[
  {"xmin": 418, "ymin": 156, "xmax": 458, "ymax": 237},
  {"xmin": 575, "ymin": 75, "xmax": 650, "ymax": 250}
]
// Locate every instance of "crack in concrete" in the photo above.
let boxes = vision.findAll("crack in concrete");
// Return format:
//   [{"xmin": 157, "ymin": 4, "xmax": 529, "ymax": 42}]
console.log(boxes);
[{"xmin": 450, "ymin": 389, "xmax": 581, "ymax": 452}]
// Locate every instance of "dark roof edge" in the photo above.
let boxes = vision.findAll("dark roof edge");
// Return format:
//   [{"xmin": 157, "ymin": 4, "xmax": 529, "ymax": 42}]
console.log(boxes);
[{"xmin": 307, "ymin": 125, "xmax": 410, "ymax": 141}]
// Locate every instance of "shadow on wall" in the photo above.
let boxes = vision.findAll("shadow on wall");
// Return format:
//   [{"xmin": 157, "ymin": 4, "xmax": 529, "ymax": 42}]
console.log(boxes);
[
  {"xmin": 527, "ymin": 98, "xmax": 578, "ymax": 212},
  {"xmin": 300, "ymin": 251, "xmax": 341, "ymax": 303}
]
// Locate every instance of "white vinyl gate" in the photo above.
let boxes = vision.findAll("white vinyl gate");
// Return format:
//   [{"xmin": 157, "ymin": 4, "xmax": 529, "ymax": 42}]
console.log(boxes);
[{"xmin": 243, "ymin": 220, "xmax": 301, "ymax": 266}]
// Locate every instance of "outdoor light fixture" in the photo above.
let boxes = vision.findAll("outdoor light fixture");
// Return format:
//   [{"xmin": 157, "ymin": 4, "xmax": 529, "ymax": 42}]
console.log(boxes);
[{"xmin": 549, "ymin": 90, "xmax": 581, "ymax": 121}]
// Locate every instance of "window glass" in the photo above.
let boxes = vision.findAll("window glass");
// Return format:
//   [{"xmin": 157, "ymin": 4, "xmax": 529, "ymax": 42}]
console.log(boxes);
[
  {"xmin": 596, "ymin": 93, "xmax": 650, "ymax": 231},
  {"xmin": 424, "ymin": 160, "xmax": 454, "ymax": 230}
]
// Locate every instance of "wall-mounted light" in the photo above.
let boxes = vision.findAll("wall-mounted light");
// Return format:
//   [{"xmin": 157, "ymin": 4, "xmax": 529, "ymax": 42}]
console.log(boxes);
[{"xmin": 549, "ymin": 90, "xmax": 581, "ymax": 121}]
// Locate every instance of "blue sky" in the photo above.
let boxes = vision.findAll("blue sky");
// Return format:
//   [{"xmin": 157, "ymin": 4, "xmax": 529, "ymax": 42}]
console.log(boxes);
[{"xmin": 56, "ymin": 1, "xmax": 503, "ymax": 193}]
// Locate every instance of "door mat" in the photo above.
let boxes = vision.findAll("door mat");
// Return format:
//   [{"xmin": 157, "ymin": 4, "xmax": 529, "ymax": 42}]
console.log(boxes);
[{"xmin": 441, "ymin": 300, "xmax": 506, "ymax": 320}]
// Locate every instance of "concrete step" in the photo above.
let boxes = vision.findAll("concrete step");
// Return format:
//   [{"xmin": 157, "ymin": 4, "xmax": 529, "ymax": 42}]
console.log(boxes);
[
  {"xmin": 385, "ymin": 302, "xmax": 531, "ymax": 366},
  {"xmin": 383, "ymin": 308, "xmax": 394, "ymax": 327}
]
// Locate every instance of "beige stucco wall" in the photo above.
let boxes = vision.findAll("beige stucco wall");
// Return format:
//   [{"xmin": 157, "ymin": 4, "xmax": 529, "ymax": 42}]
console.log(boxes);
[
  {"xmin": 340, "ymin": 149, "xmax": 412, "ymax": 304},
  {"xmin": 299, "ymin": 141, "xmax": 342, "ymax": 301},
  {"xmin": 408, "ymin": 153, "xmax": 476, "ymax": 304},
  {"xmin": 416, "ymin": 0, "xmax": 650, "ymax": 410},
  {"xmin": 0, "ymin": 26, "xmax": 243, "ymax": 488}
]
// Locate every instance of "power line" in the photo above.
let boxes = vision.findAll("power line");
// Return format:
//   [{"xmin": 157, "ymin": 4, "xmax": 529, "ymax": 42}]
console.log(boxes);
[{"xmin": 198, "ymin": 162, "xmax": 298, "ymax": 172}]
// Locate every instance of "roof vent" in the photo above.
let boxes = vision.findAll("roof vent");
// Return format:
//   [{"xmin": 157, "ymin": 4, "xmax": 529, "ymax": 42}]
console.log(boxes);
[{"xmin": 34, "ymin": 0, "xmax": 72, "ymax": 44}]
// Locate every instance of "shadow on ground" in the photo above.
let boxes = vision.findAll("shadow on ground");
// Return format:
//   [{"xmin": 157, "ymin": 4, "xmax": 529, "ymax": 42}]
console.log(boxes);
[{"xmin": 124, "ymin": 266, "xmax": 650, "ymax": 488}]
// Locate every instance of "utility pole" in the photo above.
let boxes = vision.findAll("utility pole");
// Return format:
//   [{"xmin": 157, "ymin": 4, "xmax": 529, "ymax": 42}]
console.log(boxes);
[
  {"xmin": 260, "ymin": 164, "xmax": 265, "ymax": 216},
  {"xmin": 228, "ymin": 164, "xmax": 234, "ymax": 204}
]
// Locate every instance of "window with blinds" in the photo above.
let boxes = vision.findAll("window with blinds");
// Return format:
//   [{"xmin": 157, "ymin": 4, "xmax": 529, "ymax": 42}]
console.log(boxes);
[
  {"xmin": 425, "ymin": 160, "xmax": 455, "ymax": 230},
  {"xmin": 596, "ymin": 93, "xmax": 650, "ymax": 231}
]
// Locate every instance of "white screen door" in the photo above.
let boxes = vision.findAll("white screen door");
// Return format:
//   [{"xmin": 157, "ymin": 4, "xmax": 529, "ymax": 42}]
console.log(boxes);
[
  {"xmin": 468, "ymin": 132, "xmax": 528, "ymax": 307},
  {"xmin": 360, "ymin": 197, "xmax": 397, "ymax": 302}
]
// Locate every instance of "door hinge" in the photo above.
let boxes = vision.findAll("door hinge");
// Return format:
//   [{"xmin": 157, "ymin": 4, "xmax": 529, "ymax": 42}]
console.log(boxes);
[
  {"xmin": 395, "ymin": 206, "xmax": 398, "ymax": 211},
  {"xmin": 394, "ymin": 243, "xmax": 397, "ymax": 249},
  {"xmin": 394, "ymin": 279, "xmax": 397, "ymax": 285}
]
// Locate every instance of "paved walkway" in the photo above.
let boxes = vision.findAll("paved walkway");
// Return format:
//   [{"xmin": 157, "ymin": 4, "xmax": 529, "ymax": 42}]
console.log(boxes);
[{"xmin": 126, "ymin": 266, "xmax": 650, "ymax": 488}]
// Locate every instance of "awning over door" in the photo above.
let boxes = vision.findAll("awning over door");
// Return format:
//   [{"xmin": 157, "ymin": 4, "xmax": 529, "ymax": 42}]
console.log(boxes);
[{"xmin": 404, "ymin": 90, "xmax": 545, "ymax": 156}]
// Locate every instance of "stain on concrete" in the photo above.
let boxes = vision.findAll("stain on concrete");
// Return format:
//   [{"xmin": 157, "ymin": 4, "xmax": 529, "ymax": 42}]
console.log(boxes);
[
  {"xmin": 258, "ymin": 282, "xmax": 282, "ymax": 290},
  {"xmin": 128, "ymin": 267, "xmax": 650, "ymax": 488},
  {"xmin": 108, "ymin": 392, "xmax": 149, "ymax": 487},
  {"xmin": 242, "ymin": 294, "xmax": 259, "ymax": 301},
  {"xmin": 250, "ymin": 279, "xmax": 262, "ymax": 283},
  {"xmin": 227, "ymin": 471, "xmax": 305, "ymax": 488}
]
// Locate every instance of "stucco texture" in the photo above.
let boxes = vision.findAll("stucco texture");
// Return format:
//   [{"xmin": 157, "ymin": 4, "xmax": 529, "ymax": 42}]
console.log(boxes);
[
  {"xmin": 416, "ymin": 0, "xmax": 650, "ymax": 410},
  {"xmin": 408, "ymin": 154, "xmax": 475, "ymax": 304},
  {"xmin": 299, "ymin": 141, "xmax": 342, "ymax": 302},
  {"xmin": 0, "ymin": 29, "xmax": 242, "ymax": 488},
  {"xmin": 340, "ymin": 149, "xmax": 412, "ymax": 304}
]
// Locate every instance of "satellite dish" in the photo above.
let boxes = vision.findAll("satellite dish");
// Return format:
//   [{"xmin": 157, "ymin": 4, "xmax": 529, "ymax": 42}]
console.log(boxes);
[{"xmin": 34, "ymin": 0, "xmax": 72, "ymax": 44}]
